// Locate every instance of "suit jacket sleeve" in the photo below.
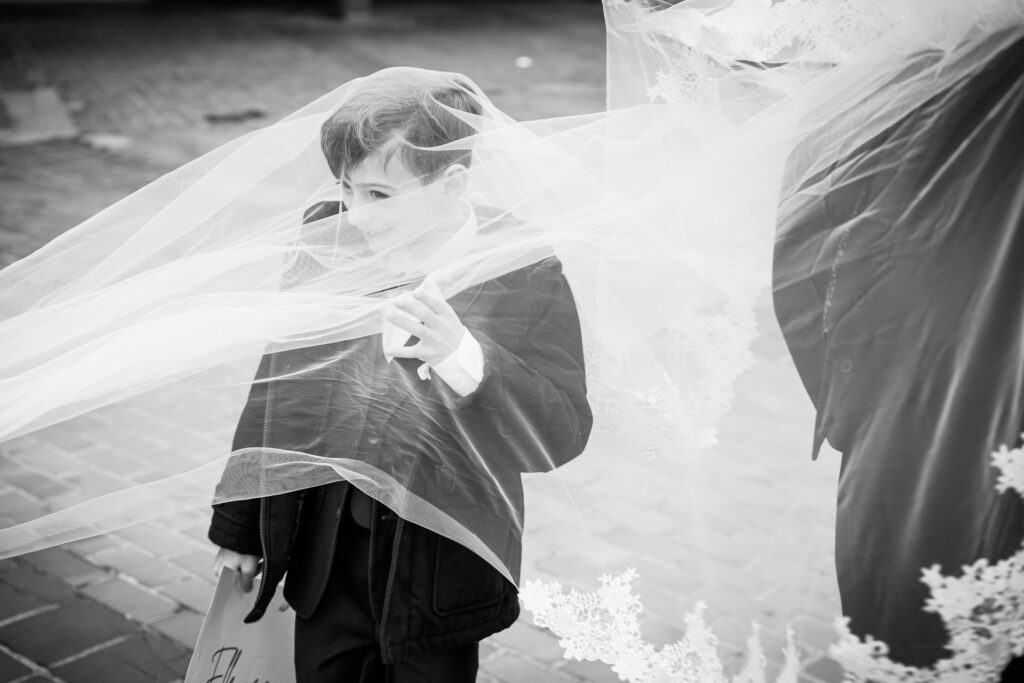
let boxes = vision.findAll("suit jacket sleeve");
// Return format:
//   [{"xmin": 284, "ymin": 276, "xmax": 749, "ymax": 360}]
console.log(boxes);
[
  {"xmin": 448, "ymin": 256, "xmax": 593, "ymax": 473},
  {"xmin": 207, "ymin": 352, "xmax": 274, "ymax": 556},
  {"xmin": 207, "ymin": 202, "xmax": 343, "ymax": 553}
]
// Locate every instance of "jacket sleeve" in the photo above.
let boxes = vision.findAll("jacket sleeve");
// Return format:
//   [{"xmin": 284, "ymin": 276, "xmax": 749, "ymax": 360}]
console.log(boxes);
[
  {"xmin": 448, "ymin": 256, "xmax": 593, "ymax": 473},
  {"xmin": 207, "ymin": 203, "xmax": 340, "ymax": 554},
  {"xmin": 207, "ymin": 355, "xmax": 271, "ymax": 556}
]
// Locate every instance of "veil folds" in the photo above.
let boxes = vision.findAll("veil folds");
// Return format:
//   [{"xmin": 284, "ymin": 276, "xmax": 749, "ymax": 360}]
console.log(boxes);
[{"xmin": 2, "ymin": 1, "xmax": 1024, "ymax": 681}]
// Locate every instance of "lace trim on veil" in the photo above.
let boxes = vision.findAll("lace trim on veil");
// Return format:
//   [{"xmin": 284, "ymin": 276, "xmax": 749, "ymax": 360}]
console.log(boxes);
[
  {"xmin": 523, "ymin": 439, "xmax": 1024, "ymax": 682},
  {"xmin": 830, "ymin": 439, "xmax": 1024, "ymax": 683}
]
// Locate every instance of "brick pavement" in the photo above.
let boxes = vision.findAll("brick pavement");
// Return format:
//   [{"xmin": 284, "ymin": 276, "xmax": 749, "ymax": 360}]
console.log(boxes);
[{"xmin": 0, "ymin": 4, "xmax": 843, "ymax": 682}]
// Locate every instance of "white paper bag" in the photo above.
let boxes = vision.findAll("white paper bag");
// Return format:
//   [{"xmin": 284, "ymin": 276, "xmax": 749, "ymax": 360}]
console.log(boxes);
[{"xmin": 184, "ymin": 568, "xmax": 296, "ymax": 683}]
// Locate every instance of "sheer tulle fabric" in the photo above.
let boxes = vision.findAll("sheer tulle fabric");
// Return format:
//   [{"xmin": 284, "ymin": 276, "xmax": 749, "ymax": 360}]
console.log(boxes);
[{"xmin": 1, "ymin": 1, "xmax": 1023, "ymax": 681}]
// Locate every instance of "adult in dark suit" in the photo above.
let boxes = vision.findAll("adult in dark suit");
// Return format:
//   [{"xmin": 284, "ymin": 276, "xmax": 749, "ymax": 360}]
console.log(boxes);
[{"xmin": 774, "ymin": 27, "xmax": 1024, "ymax": 677}]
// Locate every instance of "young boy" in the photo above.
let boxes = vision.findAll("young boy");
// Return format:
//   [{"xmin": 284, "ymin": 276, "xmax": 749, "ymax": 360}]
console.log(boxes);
[{"xmin": 208, "ymin": 68, "xmax": 592, "ymax": 682}]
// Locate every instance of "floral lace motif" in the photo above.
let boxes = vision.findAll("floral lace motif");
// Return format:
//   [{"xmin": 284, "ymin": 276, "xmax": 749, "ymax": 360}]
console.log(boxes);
[
  {"xmin": 583, "ymin": 300, "xmax": 757, "ymax": 461},
  {"xmin": 830, "ymin": 437, "xmax": 1024, "ymax": 682},
  {"xmin": 524, "ymin": 440, "xmax": 1024, "ymax": 682},
  {"xmin": 613, "ymin": 0, "xmax": 1024, "ymax": 71},
  {"xmin": 522, "ymin": 569, "xmax": 800, "ymax": 683}
]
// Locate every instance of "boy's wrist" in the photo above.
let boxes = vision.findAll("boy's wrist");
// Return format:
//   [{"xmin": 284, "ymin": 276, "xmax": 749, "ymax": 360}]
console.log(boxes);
[{"xmin": 430, "ymin": 327, "xmax": 484, "ymax": 396}]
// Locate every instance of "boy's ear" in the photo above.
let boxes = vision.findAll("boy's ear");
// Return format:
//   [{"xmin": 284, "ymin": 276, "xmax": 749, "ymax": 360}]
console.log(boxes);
[{"xmin": 439, "ymin": 164, "xmax": 469, "ymax": 196}]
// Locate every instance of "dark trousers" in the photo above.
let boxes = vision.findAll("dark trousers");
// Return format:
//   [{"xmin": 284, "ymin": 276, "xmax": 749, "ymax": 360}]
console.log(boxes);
[{"xmin": 293, "ymin": 506, "xmax": 479, "ymax": 683}]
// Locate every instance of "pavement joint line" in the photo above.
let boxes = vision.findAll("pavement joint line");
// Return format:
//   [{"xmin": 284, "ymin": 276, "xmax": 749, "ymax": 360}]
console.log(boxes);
[
  {"xmin": 47, "ymin": 634, "xmax": 132, "ymax": 669},
  {"xmin": 109, "ymin": 566, "xmax": 189, "ymax": 604},
  {"xmin": 0, "ymin": 639, "xmax": 60, "ymax": 682},
  {"xmin": 0, "ymin": 602, "xmax": 61, "ymax": 628}
]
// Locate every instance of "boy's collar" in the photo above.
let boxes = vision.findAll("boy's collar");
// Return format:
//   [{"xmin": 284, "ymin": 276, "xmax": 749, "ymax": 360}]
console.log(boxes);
[{"xmin": 414, "ymin": 201, "xmax": 479, "ymax": 276}]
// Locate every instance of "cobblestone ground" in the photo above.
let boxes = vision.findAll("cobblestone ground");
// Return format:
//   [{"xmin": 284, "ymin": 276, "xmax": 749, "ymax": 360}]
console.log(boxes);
[{"xmin": 0, "ymin": 4, "xmax": 843, "ymax": 682}]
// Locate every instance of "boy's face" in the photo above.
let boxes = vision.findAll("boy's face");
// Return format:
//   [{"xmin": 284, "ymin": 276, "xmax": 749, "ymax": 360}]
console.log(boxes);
[{"xmin": 341, "ymin": 150, "xmax": 465, "ymax": 257}]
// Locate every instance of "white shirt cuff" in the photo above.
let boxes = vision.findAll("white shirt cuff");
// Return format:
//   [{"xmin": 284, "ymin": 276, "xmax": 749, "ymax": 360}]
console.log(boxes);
[{"xmin": 427, "ymin": 328, "xmax": 484, "ymax": 397}]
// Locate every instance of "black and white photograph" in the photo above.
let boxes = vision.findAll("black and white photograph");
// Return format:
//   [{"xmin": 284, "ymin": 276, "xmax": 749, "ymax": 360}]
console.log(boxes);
[{"xmin": 1, "ymin": 1, "xmax": 1022, "ymax": 682}]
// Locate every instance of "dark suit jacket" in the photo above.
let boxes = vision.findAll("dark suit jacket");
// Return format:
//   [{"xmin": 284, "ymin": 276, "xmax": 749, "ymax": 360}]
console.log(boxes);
[
  {"xmin": 774, "ymin": 28, "xmax": 1024, "ymax": 666},
  {"xmin": 209, "ymin": 202, "xmax": 592, "ymax": 662}
]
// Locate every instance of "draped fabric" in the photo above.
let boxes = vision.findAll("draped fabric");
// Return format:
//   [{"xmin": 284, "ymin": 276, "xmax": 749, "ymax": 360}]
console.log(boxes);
[{"xmin": 2, "ymin": 2, "xmax": 1023, "ymax": 681}]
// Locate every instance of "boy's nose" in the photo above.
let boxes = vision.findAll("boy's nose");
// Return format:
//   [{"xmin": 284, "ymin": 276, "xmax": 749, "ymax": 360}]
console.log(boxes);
[{"xmin": 346, "ymin": 204, "xmax": 375, "ymax": 231}]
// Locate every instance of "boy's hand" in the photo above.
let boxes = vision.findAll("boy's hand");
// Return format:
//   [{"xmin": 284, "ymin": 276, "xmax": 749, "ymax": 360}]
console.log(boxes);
[
  {"xmin": 213, "ymin": 547, "xmax": 260, "ymax": 593},
  {"xmin": 385, "ymin": 277, "xmax": 465, "ymax": 366}
]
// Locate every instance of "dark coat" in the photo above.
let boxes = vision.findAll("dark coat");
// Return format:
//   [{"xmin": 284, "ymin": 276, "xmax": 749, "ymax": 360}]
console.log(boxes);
[
  {"xmin": 209, "ymin": 202, "xmax": 592, "ymax": 663},
  {"xmin": 773, "ymin": 29, "xmax": 1024, "ymax": 666}
]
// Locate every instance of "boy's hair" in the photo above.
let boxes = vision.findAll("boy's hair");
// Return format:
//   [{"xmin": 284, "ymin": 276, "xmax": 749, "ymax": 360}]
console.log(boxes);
[{"xmin": 321, "ymin": 69, "xmax": 483, "ymax": 183}]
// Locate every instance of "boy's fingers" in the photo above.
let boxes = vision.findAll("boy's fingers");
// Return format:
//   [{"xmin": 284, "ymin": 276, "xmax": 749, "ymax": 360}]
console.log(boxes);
[
  {"xmin": 391, "ymin": 296, "xmax": 434, "ymax": 323},
  {"xmin": 385, "ymin": 309, "xmax": 425, "ymax": 334},
  {"xmin": 239, "ymin": 556, "xmax": 258, "ymax": 593},
  {"xmin": 385, "ymin": 344, "xmax": 423, "ymax": 360},
  {"xmin": 412, "ymin": 280, "xmax": 450, "ymax": 314}
]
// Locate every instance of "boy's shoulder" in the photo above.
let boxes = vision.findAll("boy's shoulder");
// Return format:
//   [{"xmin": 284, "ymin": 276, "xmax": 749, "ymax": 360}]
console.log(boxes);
[
  {"xmin": 473, "ymin": 205, "xmax": 564, "ymax": 281},
  {"xmin": 302, "ymin": 201, "xmax": 341, "ymax": 225}
]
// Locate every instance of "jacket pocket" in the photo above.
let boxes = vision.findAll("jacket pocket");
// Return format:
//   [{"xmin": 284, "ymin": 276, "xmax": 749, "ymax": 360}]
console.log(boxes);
[{"xmin": 432, "ymin": 535, "xmax": 507, "ymax": 616}]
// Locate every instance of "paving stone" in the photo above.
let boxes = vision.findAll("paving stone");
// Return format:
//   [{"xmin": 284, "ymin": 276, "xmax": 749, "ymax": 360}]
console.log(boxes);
[
  {"xmin": 478, "ymin": 638, "xmax": 501, "ymax": 664},
  {"xmin": 93, "ymin": 546, "xmax": 189, "ymax": 587},
  {"xmin": 55, "ymin": 468, "xmax": 125, "ymax": 499},
  {"xmin": 531, "ymin": 524, "xmax": 630, "ymax": 567},
  {"xmin": 629, "ymin": 560, "xmax": 704, "ymax": 598},
  {"xmin": 556, "ymin": 657, "xmax": 623, "ymax": 683},
  {"xmin": 0, "ymin": 564, "xmax": 75, "ymax": 603},
  {"xmin": 151, "ymin": 609, "xmax": 204, "ymax": 649},
  {"xmin": 758, "ymin": 584, "xmax": 841, "ymax": 624},
  {"xmin": 711, "ymin": 615, "xmax": 764, "ymax": 652},
  {"xmin": 3, "ymin": 466, "xmax": 73, "ymax": 500},
  {"xmin": 81, "ymin": 449, "xmax": 149, "ymax": 478},
  {"xmin": 30, "ymin": 424, "xmax": 97, "ymax": 453},
  {"xmin": 790, "ymin": 615, "xmax": 840, "ymax": 656},
  {"xmin": 22, "ymin": 446, "xmax": 84, "ymax": 479},
  {"xmin": 533, "ymin": 552, "xmax": 606, "ymax": 590},
  {"xmin": 673, "ymin": 528, "xmax": 759, "ymax": 568},
  {"xmin": 169, "ymin": 548, "xmax": 216, "ymax": 580},
  {"xmin": 82, "ymin": 577, "xmax": 177, "ymax": 624},
  {"xmin": 690, "ymin": 583, "xmax": 770, "ymax": 626},
  {"xmin": 0, "ymin": 649, "xmax": 31, "ymax": 681},
  {"xmin": 22, "ymin": 547, "xmax": 107, "ymax": 587},
  {"xmin": 0, "ymin": 578, "xmax": 46, "ymax": 622},
  {"xmin": 637, "ymin": 615, "xmax": 686, "ymax": 648},
  {"xmin": 67, "ymin": 534, "xmax": 121, "ymax": 557},
  {"xmin": 629, "ymin": 581, "xmax": 703, "ymax": 626},
  {"xmin": 0, "ymin": 490, "xmax": 47, "ymax": 524},
  {"xmin": 0, "ymin": 87, "xmax": 76, "ymax": 145},
  {"xmin": 175, "ymin": 520, "xmax": 216, "ymax": 547},
  {"xmin": 488, "ymin": 620, "xmax": 565, "ymax": 665},
  {"xmin": 53, "ymin": 631, "xmax": 191, "ymax": 683},
  {"xmin": 0, "ymin": 439, "xmax": 35, "ymax": 462},
  {"xmin": 0, "ymin": 596, "xmax": 135, "ymax": 665},
  {"xmin": 483, "ymin": 650, "xmax": 575, "ymax": 683},
  {"xmin": 803, "ymin": 654, "xmax": 845, "ymax": 683},
  {"xmin": 117, "ymin": 524, "xmax": 203, "ymax": 560},
  {"xmin": 159, "ymin": 576, "xmax": 215, "ymax": 614},
  {"xmin": 587, "ymin": 497, "xmax": 681, "ymax": 537},
  {"xmin": 603, "ymin": 526, "xmax": 690, "ymax": 564}
]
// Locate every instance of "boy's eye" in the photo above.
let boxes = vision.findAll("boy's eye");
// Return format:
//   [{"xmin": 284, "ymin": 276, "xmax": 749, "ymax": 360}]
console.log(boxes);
[{"xmin": 369, "ymin": 190, "xmax": 390, "ymax": 200}]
